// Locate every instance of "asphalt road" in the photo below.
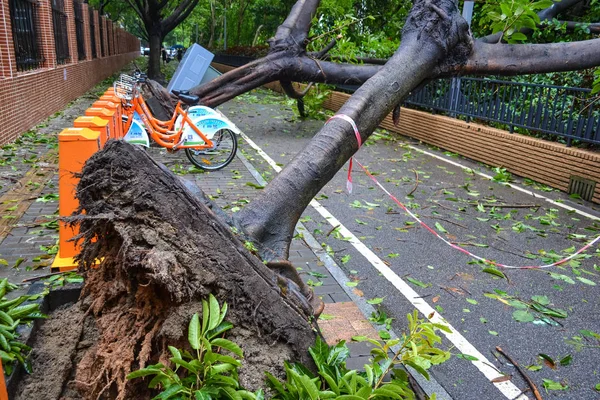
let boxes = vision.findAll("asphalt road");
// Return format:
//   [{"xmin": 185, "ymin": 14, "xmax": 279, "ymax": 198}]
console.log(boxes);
[{"xmin": 221, "ymin": 90, "xmax": 600, "ymax": 400}]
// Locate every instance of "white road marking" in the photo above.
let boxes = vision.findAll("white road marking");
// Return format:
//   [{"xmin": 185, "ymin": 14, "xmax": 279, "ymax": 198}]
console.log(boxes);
[
  {"xmin": 239, "ymin": 131, "xmax": 529, "ymax": 399},
  {"xmin": 407, "ymin": 145, "xmax": 599, "ymax": 221}
]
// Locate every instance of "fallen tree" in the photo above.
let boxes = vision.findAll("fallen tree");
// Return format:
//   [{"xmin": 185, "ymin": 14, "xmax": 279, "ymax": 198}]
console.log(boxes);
[{"xmin": 71, "ymin": 0, "xmax": 600, "ymax": 397}]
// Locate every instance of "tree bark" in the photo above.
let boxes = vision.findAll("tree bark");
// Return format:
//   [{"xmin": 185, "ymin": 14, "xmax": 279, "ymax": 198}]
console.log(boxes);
[
  {"xmin": 147, "ymin": 32, "xmax": 164, "ymax": 81},
  {"xmin": 72, "ymin": 141, "xmax": 318, "ymax": 399},
  {"xmin": 236, "ymin": 0, "xmax": 472, "ymax": 261}
]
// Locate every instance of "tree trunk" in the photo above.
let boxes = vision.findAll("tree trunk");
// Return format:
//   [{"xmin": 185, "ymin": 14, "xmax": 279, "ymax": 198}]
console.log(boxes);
[
  {"xmin": 236, "ymin": 0, "xmax": 471, "ymax": 261},
  {"xmin": 71, "ymin": 141, "xmax": 318, "ymax": 399},
  {"xmin": 147, "ymin": 32, "xmax": 163, "ymax": 80},
  {"xmin": 208, "ymin": 0, "xmax": 216, "ymax": 48}
]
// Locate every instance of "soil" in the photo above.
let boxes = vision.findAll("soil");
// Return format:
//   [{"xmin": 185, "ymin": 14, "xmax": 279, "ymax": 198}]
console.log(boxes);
[
  {"xmin": 13, "ymin": 302, "xmax": 86, "ymax": 400},
  {"xmin": 12, "ymin": 300, "xmax": 291, "ymax": 399}
]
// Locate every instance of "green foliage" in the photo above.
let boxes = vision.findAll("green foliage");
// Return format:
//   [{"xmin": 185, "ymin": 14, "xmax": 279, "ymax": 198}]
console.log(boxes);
[
  {"xmin": 479, "ymin": 0, "xmax": 554, "ymax": 43},
  {"xmin": 289, "ymin": 84, "xmax": 332, "ymax": 120},
  {"xmin": 0, "ymin": 278, "xmax": 47, "ymax": 375},
  {"xmin": 267, "ymin": 310, "xmax": 451, "ymax": 399},
  {"xmin": 127, "ymin": 294, "xmax": 263, "ymax": 399}
]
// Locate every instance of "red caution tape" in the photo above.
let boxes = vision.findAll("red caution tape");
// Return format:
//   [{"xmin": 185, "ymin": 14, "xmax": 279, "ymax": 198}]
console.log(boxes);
[{"xmin": 355, "ymin": 159, "xmax": 600, "ymax": 270}]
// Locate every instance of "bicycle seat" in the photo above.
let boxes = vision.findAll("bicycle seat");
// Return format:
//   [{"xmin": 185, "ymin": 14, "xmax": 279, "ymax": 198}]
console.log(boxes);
[{"xmin": 173, "ymin": 90, "xmax": 199, "ymax": 105}]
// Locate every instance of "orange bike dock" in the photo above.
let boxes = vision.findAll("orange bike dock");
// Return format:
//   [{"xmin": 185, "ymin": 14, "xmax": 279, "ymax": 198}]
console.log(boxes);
[{"xmin": 52, "ymin": 86, "xmax": 123, "ymax": 272}]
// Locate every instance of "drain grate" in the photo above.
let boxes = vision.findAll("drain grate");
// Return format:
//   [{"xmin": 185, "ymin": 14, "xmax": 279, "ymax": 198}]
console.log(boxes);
[{"xmin": 568, "ymin": 176, "xmax": 596, "ymax": 201}]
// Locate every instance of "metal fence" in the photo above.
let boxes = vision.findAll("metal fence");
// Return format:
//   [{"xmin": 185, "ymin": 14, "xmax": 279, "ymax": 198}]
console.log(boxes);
[
  {"xmin": 73, "ymin": 0, "xmax": 85, "ymax": 60},
  {"xmin": 51, "ymin": 0, "xmax": 69, "ymax": 64},
  {"xmin": 89, "ymin": 8, "xmax": 97, "ymax": 59},
  {"xmin": 9, "ymin": 0, "xmax": 43, "ymax": 72},
  {"xmin": 404, "ymin": 77, "xmax": 600, "ymax": 146}
]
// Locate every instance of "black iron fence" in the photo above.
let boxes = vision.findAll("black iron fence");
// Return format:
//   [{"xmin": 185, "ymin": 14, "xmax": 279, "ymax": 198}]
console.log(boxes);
[
  {"xmin": 9, "ymin": 0, "xmax": 43, "ymax": 72},
  {"xmin": 89, "ymin": 8, "xmax": 97, "ymax": 59},
  {"xmin": 73, "ymin": 0, "xmax": 85, "ymax": 60},
  {"xmin": 51, "ymin": 0, "xmax": 69, "ymax": 64},
  {"xmin": 404, "ymin": 77, "xmax": 599, "ymax": 146}
]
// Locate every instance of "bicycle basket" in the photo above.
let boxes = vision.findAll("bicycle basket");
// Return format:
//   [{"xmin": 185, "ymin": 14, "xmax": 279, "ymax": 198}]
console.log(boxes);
[{"xmin": 113, "ymin": 74, "xmax": 136, "ymax": 100}]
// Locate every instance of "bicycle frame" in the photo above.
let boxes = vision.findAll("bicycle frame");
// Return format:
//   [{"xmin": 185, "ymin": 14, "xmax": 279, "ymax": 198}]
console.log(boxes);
[{"xmin": 121, "ymin": 87, "xmax": 214, "ymax": 150}]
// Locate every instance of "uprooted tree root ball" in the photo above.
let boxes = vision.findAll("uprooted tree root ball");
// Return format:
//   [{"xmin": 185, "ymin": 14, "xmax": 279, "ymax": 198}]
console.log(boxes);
[{"xmin": 69, "ymin": 140, "xmax": 318, "ymax": 399}]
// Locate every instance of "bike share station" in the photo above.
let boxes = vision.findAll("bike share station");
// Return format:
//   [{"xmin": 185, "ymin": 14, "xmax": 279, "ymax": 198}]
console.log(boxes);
[{"xmin": 52, "ymin": 44, "xmax": 240, "ymax": 272}]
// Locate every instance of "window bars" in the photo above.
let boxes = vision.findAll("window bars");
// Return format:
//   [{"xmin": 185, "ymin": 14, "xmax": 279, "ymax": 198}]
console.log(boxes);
[
  {"xmin": 99, "ymin": 16, "xmax": 105, "ymax": 57},
  {"xmin": 9, "ymin": 0, "xmax": 43, "ymax": 72},
  {"xmin": 89, "ymin": 7, "xmax": 97, "ymax": 59},
  {"xmin": 73, "ymin": 0, "xmax": 85, "ymax": 61},
  {"xmin": 51, "ymin": 0, "xmax": 70, "ymax": 64}
]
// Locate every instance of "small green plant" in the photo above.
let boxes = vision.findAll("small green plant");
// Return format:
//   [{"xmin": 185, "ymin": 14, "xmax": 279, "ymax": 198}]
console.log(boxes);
[
  {"xmin": 127, "ymin": 294, "xmax": 263, "ymax": 399},
  {"xmin": 0, "ymin": 278, "xmax": 47, "ymax": 375},
  {"xmin": 266, "ymin": 310, "xmax": 451, "ymax": 399}
]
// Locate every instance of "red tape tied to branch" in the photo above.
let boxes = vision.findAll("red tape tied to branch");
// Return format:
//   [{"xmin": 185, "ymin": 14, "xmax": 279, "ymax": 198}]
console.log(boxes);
[
  {"xmin": 325, "ymin": 112, "xmax": 600, "ymax": 270},
  {"xmin": 326, "ymin": 114, "xmax": 362, "ymax": 193}
]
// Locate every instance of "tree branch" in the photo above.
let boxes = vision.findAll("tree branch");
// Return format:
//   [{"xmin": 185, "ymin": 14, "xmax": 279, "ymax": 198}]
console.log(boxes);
[
  {"xmin": 163, "ymin": 0, "xmax": 199, "ymax": 33},
  {"xmin": 452, "ymin": 38, "xmax": 600, "ymax": 76},
  {"xmin": 192, "ymin": 55, "xmax": 381, "ymax": 107},
  {"xmin": 272, "ymin": 0, "xmax": 321, "ymax": 49},
  {"xmin": 558, "ymin": 20, "xmax": 600, "ymax": 33}
]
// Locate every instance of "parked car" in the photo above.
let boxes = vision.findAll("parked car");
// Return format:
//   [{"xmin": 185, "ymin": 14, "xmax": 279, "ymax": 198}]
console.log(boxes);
[{"xmin": 140, "ymin": 47, "xmax": 150, "ymax": 56}]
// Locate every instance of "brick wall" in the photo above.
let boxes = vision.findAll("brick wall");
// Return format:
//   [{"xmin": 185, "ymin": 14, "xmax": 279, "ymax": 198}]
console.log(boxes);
[
  {"xmin": 212, "ymin": 62, "xmax": 600, "ymax": 204},
  {"xmin": 0, "ymin": 0, "xmax": 140, "ymax": 145}
]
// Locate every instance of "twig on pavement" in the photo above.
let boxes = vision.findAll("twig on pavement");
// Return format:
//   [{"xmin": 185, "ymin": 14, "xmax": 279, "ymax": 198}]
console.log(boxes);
[{"xmin": 495, "ymin": 346, "xmax": 543, "ymax": 400}]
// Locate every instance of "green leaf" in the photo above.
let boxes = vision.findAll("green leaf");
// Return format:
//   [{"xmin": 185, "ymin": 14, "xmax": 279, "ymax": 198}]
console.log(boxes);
[
  {"xmin": 211, "ymin": 338, "xmax": 243, "ymax": 357},
  {"xmin": 435, "ymin": 222, "xmax": 448, "ymax": 234},
  {"xmin": 559, "ymin": 354, "xmax": 572, "ymax": 366},
  {"xmin": 189, "ymin": 313, "xmax": 201, "ymax": 350},
  {"xmin": 195, "ymin": 390, "xmax": 212, "ymax": 400},
  {"xmin": 202, "ymin": 298, "xmax": 209, "ymax": 334},
  {"xmin": 576, "ymin": 277, "xmax": 596, "ymax": 286},
  {"xmin": 367, "ymin": 297, "xmax": 384, "ymax": 305},
  {"xmin": 170, "ymin": 357, "xmax": 199, "ymax": 374},
  {"xmin": 595, "ymin": 383, "xmax": 600, "ymax": 391},
  {"xmin": 510, "ymin": 32, "xmax": 527, "ymax": 41},
  {"xmin": 152, "ymin": 384, "xmax": 185, "ymax": 399},
  {"xmin": 466, "ymin": 298, "xmax": 478, "ymax": 305},
  {"xmin": 406, "ymin": 277, "xmax": 429, "ymax": 288},
  {"xmin": 513, "ymin": 310, "xmax": 535, "ymax": 323},
  {"xmin": 290, "ymin": 369, "xmax": 320, "ymax": 399},
  {"xmin": 549, "ymin": 272, "xmax": 575, "ymax": 284},
  {"xmin": 531, "ymin": 295, "xmax": 549, "ymax": 305},
  {"xmin": 542, "ymin": 378, "xmax": 568, "ymax": 391},
  {"xmin": 168, "ymin": 346, "xmax": 182, "ymax": 360},
  {"xmin": 345, "ymin": 281, "xmax": 358, "ymax": 287},
  {"xmin": 126, "ymin": 368, "xmax": 161, "ymax": 380},
  {"xmin": 456, "ymin": 353, "xmax": 479, "ymax": 361},
  {"xmin": 482, "ymin": 268, "xmax": 506, "ymax": 279},
  {"xmin": 208, "ymin": 294, "xmax": 220, "ymax": 331},
  {"xmin": 207, "ymin": 321, "xmax": 234, "ymax": 340}
]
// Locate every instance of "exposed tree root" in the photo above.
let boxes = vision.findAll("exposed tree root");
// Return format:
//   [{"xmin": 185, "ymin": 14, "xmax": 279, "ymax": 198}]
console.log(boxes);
[{"xmin": 70, "ymin": 141, "xmax": 318, "ymax": 399}]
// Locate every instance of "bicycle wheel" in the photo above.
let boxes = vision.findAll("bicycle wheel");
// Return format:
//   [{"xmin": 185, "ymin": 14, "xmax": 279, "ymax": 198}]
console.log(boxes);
[{"xmin": 185, "ymin": 129, "xmax": 238, "ymax": 171}]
